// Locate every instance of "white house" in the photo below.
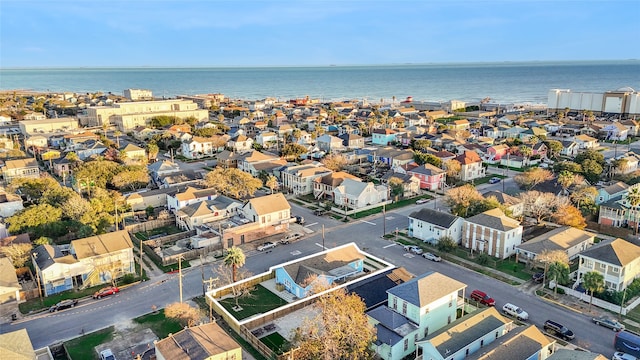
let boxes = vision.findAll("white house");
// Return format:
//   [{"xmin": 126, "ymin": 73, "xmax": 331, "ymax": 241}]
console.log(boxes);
[
  {"xmin": 516, "ymin": 226, "xmax": 595, "ymax": 264},
  {"xmin": 577, "ymin": 238, "xmax": 640, "ymax": 292},
  {"xmin": 332, "ymin": 178, "xmax": 388, "ymax": 211},
  {"xmin": 462, "ymin": 208, "xmax": 523, "ymax": 259},
  {"xmin": 455, "ymin": 151, "xmax": 485, "ymax": 182},
  {"xmin": 573, "ymin": 134, "xmax": 599, "ymax": 149},
  {"xmin": 408, "ymin": 208, "xmax": 463, "ymax": 244}
]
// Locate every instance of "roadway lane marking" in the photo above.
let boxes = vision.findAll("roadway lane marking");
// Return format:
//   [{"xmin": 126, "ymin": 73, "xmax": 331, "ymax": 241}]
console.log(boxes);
[
  {"xmin": 304, "ymin": 222, "xmax": 318, "ymax": 227},
  {"xmin": 386, "ymin": 216, "xmax": 395, "ymax": 220},
  {"xmin": 360, "ymin": 220, "xmax": 376, "ymax": 225},
  {"xmin": 383, "ymin": 243, "xmax": 396, "ymax": 249},
  {"xmin": 315, "ymin": 243, "xmax": 328, "ymax": 250},
  {"xmin": 291, "ymin": 250, "xmax": 302, "ymax": 255},
  {"xmin": 403, "ymin": 253, "xmax": 415, "ymax": 258}
]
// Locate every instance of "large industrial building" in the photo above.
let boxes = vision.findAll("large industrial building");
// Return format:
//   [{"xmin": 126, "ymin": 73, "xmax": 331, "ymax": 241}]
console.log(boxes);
[{"xmin": 548, "ymin": 87, "xmax": 640, "ymax": 119}]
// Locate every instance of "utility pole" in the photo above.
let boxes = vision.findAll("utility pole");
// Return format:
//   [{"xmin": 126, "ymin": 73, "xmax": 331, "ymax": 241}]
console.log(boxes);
[
  {"xmin": 322, "ymin": 224, "xmax": 325, "ymax": 249},
  {"xmin": 178, "ymin": 255, "xmax": 183, "ymax": 303},
  {"xmin": 200, "ymin": 254, "xmax": 205, "ymax": 296},
  {"xmin": 139, "ymin": 236, "xmax": 143, "ymax": 278},
  {"xmin": 382, "ymin": 204, "xmax": 386, "ymax": 237}
]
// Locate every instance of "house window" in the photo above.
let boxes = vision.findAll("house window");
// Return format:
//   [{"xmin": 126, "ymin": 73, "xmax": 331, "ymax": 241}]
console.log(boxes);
[
  {"xmin": 414, "ymin": 333, "xmax": 418, "ymax": 343},
  {"xmin": 448, "ymin": 315, "xmax": 451, "ymax": 324},
  {"xmin": 393, "ymin": 297, "xmax": 397, "ymax": 310},
  {"xmin": 466, "ymin": 349, "xmax": 469, "ymax": 356},
  {"xmin": 404, "ymin": 339, "xmax": 408, "ymax": 351},
  {"xmin": 402, "ymin": 301, "xmax": 407, "ymax": 315},
  {"xmin": 480, "ymin": 339, "xmax": 484, "ymax": 347},
  {"xmin": 424, "ymin": 327, "xmax": 429, "ymax": 337},
  {"xmin": 495, "ymin": 331, "xmax": 499, "ymax": 339},
  {"xmin": 613, "ymin": 267, "xmax": 619, "ymax": 273}
]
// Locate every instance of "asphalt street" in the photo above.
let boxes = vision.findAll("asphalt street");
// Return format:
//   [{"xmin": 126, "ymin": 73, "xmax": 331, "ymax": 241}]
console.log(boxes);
[{"xmin": 1, "ymin": 197, "xmax": 617, "ymax": 356}]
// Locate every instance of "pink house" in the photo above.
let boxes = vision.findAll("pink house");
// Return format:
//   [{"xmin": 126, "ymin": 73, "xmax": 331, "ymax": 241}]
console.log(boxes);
[
  {"xmin": 487, "ymin": 144, "xmax": 509, "ymax": 161},
  {"xmin": 407, "ymin": 163, "xmax": 447, "ymax": 190}
]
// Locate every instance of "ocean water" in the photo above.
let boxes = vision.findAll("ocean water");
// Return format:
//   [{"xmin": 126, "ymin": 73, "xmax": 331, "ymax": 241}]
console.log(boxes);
[{"xmin": 1, "ymin": 61, "xmax": 639, "ymax": 104}]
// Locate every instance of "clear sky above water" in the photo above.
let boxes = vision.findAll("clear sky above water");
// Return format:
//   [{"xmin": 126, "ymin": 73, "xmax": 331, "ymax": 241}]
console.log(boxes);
[{"xmin": 1, "ymin": 0, "xmax": 639, "ymax": 68}]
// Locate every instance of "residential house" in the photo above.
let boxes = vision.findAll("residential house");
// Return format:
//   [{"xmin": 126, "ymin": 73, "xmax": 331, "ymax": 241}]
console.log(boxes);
[
  {"xmin": 255, "ymin": 131, "xmax": 279, "ymax": 149},
  {"xmin": 240, "ymin": 193, "xmax": 291, "ymax": 229},
  {"xmin": 0, "ymin": 257, "xmax": 21, "ymax": 304},
  {"xmin": 547, "ymin": 349, "xmax": 608, "ymax": 360},
  {"xmin": 417, "ymin": 307, "xmax": 515, "ymax": 360},
  {"xmin": 281, "ymin": 163, "xmax": 333, "ymax": 195},
  {"xmin": 532, "ymin": 142, "xmax": 548, "ymax": 159},
  {"xmin": 447, "ymin": 324, "xmax": 554, "ymax": 360},
  {"xmin": 154, "ymin": 323, "xmax": 242, "ymax": 360},
  {"xmin": 63, "ymin": 131, "xmax": 100, "ymax": 150},
  {"xmin": 313, "ymin": 171, "xmax": 361, "ymax": 200},
  {"xmin": 148, "ymin": 160, "xmax": 181, "ymax": 185},
  {"xmin": 574, "ymin": 134, "xmax": 599, "ymax": 149},
  {"xmin": 0, "ymin": 329, "xmax": 45, "ymax": 360},
  {"xmin": 0, "ymin": 191, "xmax": 23, "ymax": 218},
  {"xmin": 167, "ymin": 186, "xmax": 218, "ymax": 212},
  {"xmin": 519, "ymin": 127, "xmax": 548, "ymax": 142},
  {"xmin": 372, "ymin": 128, "xmax": 399, "ymax": 146},
  {"xmin": 462, "ymin": 208, "xmax": 523, "ymax": 259},
  {"xmin": 2, "ymin": 158, "xmax": 40, "ymax": 183},
  {"xmin": 156, "ymin": 170, "xmax": 204, "ymax": 189},
  {"xmin": 622, "ymin": 120, "xmax": 640, "ymax": 137},
  {"xmin": 486, "ymin": 144, "xmax": 509, "ymax": 162},
  {"xmin": 602, "ymin": 122, "xmax": 629, "ymax": 141},
  {"xmin": 373, "ymin": 147, "xmax": 415, "ymax": 167},
  {"xmin": 406, "ymin": 163, "xmax": 446, "ymax": 191},
  {"xmin": 124, "ymin": 187, "xmax": 180, "ymax": 212},
  {"xmin": 316, "ymin": 134, "xmax": 345, "ymax": 153},
  {"xmin": 455, "ymin": 151, "xmax": 485, "ymax": 182},
  {"xmin": 32, "ymin": 230, "xmax": 134, "ymax": 296},
  {"xmin": 275, "ymin": 244, "xmax": 365, "ymax": 299},
  {"xmin": 447, "ymin": 119, "xmax": 470, "ymax": 131},
  {"xmin": 24, "ymin": 135, "xmax": 48, "ymax": 150},
  {"xmin": 367, "ymin": 271, "xmax": 466, "ymax": 360},
  {"xmin": 577, "ymin": 238, "xmax": 640, "ymax": 292},
  {"xmin": 339, "ymin": 133, "xmax": 365, "ymax": 149},
  {"xmin": 596, "ymin": 181, "xmax": 629, "ymax": 205},
  {"xmin": 380, "ymin": 172, "xmax": 421, "ymax": 198},
  {"xmin": 408, "ymin": 208, "xmax": 463, "ymax": 244},
  {"xmin": 132, "ymin": 126, "xmax": 162, "ymax": 141},
  {"xmin": 613, "ymin": 153, "xmax": 640, "ymax": 175},
  {"xmin": 227, "ymin": 134, "xmax": 254, "ymax": 152},
  {"xmin": 181, "ymin": 135, "xmax": 229, "ymax": 159},
  {"xmin": 215, "ymin": 149, "xmax": 242, "ymax": 169},
  {"xmin": 481, "ymin": 190, "xmax": 524, "ymax": 217},
  {"xmin": 236, "ymin": 150, "xmax": 283, "ymax": 177},
  {"xmin": 75, "ymin": 140, "xmax": 108, "ymax": 160},
  {"xmin": 333, "ymin": 178, "xmax": 388, "ymax": 211},
  {"xmin": 560, "ymin": 141, "xmax": 579, "ymax": 157},
  {"xmin": 176, "ymin": 196, "xmax": 241, "ymax": 230},
  {"xmin": 516, "ymin": 226, "xmax": 596, "ymax": 265},
  {"xmin": 503, "ymin": 126, "xmax": 527, "ymax": 139},
  {"xmin": 598, "ymin": 183, "xmax": 640, "ymax": 228},
  {"xmin": 119, "ymin": 143, "xmax": 146, "ymax": 164}
]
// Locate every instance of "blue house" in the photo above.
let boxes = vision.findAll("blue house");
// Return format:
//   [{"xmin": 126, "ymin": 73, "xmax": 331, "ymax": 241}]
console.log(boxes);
[
  {"xmin": 372, "ymin": 128, "xmax": 399, "ymax": 146},
  {"xmin": 367, "ymin": 272, "xmax": 466, "ymax": 360},
  {"xmin": 274, "ymin": 244, "xmax": 365, "ymax": 299}
]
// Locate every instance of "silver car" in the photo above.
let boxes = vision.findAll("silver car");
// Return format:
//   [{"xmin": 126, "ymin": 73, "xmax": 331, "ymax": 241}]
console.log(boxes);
[
  {"xmin": 257, "ymin": 241, "xmax": 277, "ymax": 251},
  {"xmin": 422, "ymin": 252, "xmax": 442, "ymax": 262}
]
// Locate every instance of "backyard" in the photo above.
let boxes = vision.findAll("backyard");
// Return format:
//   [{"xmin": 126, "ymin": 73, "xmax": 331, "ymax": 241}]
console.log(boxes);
[{"xmin": 219, "ymin": 284, "xmax": 289, "ymax": 320}]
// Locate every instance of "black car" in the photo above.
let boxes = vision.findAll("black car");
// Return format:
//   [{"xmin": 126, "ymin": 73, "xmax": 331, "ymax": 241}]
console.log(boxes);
[
  {"xmin": 49, "ymin": 299, "xmax": 79, "ymax": 312},
  {"xmin": 543, "ymin": 320, "xmax": 574, "ymax": 340},
  {"xmin": 532, "ymin": 272, "xmax": 544, "ymax": 283}
]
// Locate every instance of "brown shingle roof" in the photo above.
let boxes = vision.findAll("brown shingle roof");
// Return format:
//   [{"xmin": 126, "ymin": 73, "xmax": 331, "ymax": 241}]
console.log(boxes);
[
  {"xmin": 71, "ymin": 230, "xmax": 133, "ymax": 259},
  {"xmin": 248, "ymin": 193, "xmax": 290, "ymax": 215}
]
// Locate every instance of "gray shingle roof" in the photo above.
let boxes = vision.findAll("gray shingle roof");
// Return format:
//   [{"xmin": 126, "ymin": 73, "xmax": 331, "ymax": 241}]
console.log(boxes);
[
  {"xmin": 409, "ymin": 208, "xmax": 461, "ymax": 229},
  {"xmin": 580, "ymin": 238, "xmax": 640, "ymax": 267},
  {"xmin": 387, "ymin": 271, "xmax": 466, "ymax": 308},
  {"xmin": 465, "ymin": 208, "xmax": 520, "ymax": 231},
  {"xmin": 368, "ymin": 306, "xmax": 418, "ymax": 346},
  {"xmin": 517, "ymin": 226, "xmax": 595, "ymax": 255}
]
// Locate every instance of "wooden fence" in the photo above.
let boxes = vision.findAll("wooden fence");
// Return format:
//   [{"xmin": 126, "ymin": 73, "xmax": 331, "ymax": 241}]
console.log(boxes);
[
  {"xmin": 125, "ymin": 219, "xmax": 175, "ymax": 233},
  {"xmin": 556, "ymin": 284, "xmax": 640, "ymax": 315}
]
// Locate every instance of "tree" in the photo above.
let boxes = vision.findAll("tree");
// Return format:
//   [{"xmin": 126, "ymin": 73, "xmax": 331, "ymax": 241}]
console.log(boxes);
[
  {"xmin": 581, "ymin": 159, "xmax": 604, "ymax": 184},
  {"xmin": 265, "ymin": 175, "xmax": 278, "ymax": 194},
  {"xmin": 582, "ymin": 271, "xmax": 605, "ymax": 312},
  {"xmin": 34, "ymin": 237, "xmax": 52, "ymax": 245},
  {"xmin": 553, "ymin": 161, "xmax": 582, "ymax": 174},
  {"xmin": 0, "ymin": 243, "xmax": 33, "ymax": 268},
  {"xmin": 223, "ymin": 246, "xmax": 246, "ymax": 282},
  {"xmin": 518, "ymin": 190, "xmax": 568, "ymax": 223},
  {"xmin": 570, "ymin": 185, "xmax": 598, "ymax": 210},
  {"xmin": 557, "ymin": 170, "xmax": 575, "ymax": 195},
  {"xmin": 9, "ymin": 177, "xmax": 60, "ymax": 202},
  {"xmin": 164, "ymin": 302, "xmax": 201, "ymax": 327},
  {"xmin": 514, "ymin": 167, "xmax": 553, "ymax": 190},
  {"xmin": 145, "ymin": 142, "xmax": 159, "ymax": 161},
  {"xmin": 444, "ymin": 159, "xmax": 461, "ymax": 181},
  {"xmin": 291, "ymin": 286, "xmax": 376, "ymax": 360},
  {"xmin": 113, "ymin": 130, "xmax": 122, "ymax": 148},
  {"xmin": 553, "ymin": 204, "xmax": 587, "ymax": 229},
  {"xmin": 547, "ymin": 261, "xmax": 570, "ymax": 295},
  {"xmin": 6, "ymin": 204, "xmax": 63, "ymax": 236},
  {"xmin": 111, "ymin": 169, "xmax": 150, "ymax": 191},
  {"xmin": 193, "ymin": 127, "xmax": 219, "ymax": 137},
  {"xmin": 544, "ymin": 140, "xmax": 563, "ymax": 159},
  {"xmin": 413, "ymin": 152, "xmax": 442, "ymax": 168},
  {"xmin": 412, "ymin": 139, "xmax": 432, "ymax": 152},
  {"xmin": 444, "ymin": 184, "xmax": 483, "ymax": 217},
  {"xmin": 575, "ymin": 149, "xmax": 605, "ymax": 167},
  {"xmin": 436, "ymin": 235, "xmax": 458, "ymax": 253},
  {"xmin": 536, "ymin": 249, "xmax": 569, "ymax": 288},
  {"xmin": 388, "ymin": 177, "xmax": 404, "ymax": 198},
  {"xmin": 519, "ymin": 145, "xmax": 533, "ymax": 160},
  {"xmin": 205, "ymin": 168, "xmax": 262, "ymax": 199},
  {"xmin": 626, "ymin": 186, "xmax": 640, "ymax": 235},
  {"xmin": 613, "ymin": 158, "xmax": 630, "ymax": 175},
  {"xmin": 280, "ymin": 143, "xmax": 307, "ymax": 159},
  {"xmin": 62, "ymin": 195, "xmax": 93, "ymax": 222},
  {"xmin": 322, "ymin": 153, "xmax": 348, "ymax": 172}
]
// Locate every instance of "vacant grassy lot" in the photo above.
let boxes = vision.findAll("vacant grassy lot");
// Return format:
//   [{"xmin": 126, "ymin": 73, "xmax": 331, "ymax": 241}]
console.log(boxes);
[
  {"xmin": 133, "ymin": 309, "xmax": 183, "ymax": 339},
  {"xmin": 64, "ymin": 326, "xmax": 114, "ymax": 360},
  {"xmin": 260, "ymin": 332, "xmax": 289, "ymax": 354},
  {"xmin": 219, "ymin": 284, "xmax": 288, "ymax": 320}
]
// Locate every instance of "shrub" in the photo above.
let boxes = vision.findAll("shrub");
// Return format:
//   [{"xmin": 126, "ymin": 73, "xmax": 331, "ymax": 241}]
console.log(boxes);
[{"xmin": 121, "ymin": 274, "xmax": 135, "ymax": 284}]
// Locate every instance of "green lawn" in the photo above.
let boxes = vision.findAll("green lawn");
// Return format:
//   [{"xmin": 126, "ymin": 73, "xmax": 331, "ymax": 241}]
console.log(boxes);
[
  {"xmin": 133, "ymin": 309, "xmax": 183, "ymax": 338},
  {"xmin": 19, "ymin": 285, "xmax": 105, "ymax": 314},
  {"xmin": 473, "ymin": 174, "xmax": 508, "ymax": 185},
  {"xmin": 64, "ymin": 326, "xmax": 114, "ymax": 360},
  {"xmin": 260, "ymin": 332, "xmax": 289, "ymax": 354},
  {"xmin": 219, "ymin": 284, "xmax": 288, "ymax": 320}
]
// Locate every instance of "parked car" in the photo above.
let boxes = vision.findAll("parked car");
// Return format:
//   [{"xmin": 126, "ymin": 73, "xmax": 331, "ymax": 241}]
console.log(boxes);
[
  {"xmin": 257, "ymin": 241, "xmax": 277, "ymax": 251},
  {"xmin": 403, "ymin": 245, "xmax": 423, "ymax": 255},
  {"xmin": 49, "ymin": 299, "xmax": 79, "ymax": 312},
  {"xmin": 422, "ymin": 252, "xmax": 442, "ymax": 262},
  {"xmin": 93, "ymin": 286, "xmax": 120, "ymax": 299},
  {"xmin": 613, "ymin": 352, "xmax": 638, "ymax": 360},
  {"xmin": 416, "ymin": 198, "xmax": 429, "ymax": 204},
  {"xmin": 281, "ymin": 233, "xmax": 302, "ymax": 244},
  {"xmin": 532, "ymin": 272, "xmax": 544, "ymax": 283},
  {"xmin": 488, "ymin": 177, "xmax": 501, "ymax": 184},
  {"xmin": 294, "ymin": 215, "xmax": 305, "ymax": 224},
  {"xmin": 313, "ymin": 209, "xmax": 326, "ymax": 216},
  {"xmin": 469, "ymin": 289, "xmax": 495, "ymax": 306},
  {"xmin": 502, "ymin": 303, "xmax": 529, "ymax": 321},
  {"xmin": 99, "ymin": 349, "xmax": 116, "ymax": 360},
  {"xmin": 543, "ymin": 320, "xmax": 575, "ymax": 340},
  {"xmin": 592, "ymin": 315, "xmax": 625, "ymax": 331}
]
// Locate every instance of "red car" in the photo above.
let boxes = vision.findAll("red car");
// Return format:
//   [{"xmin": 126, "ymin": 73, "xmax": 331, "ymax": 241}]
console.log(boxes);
[{"xmin": 93, "ymin": 286, "xmax": 120, "ymax": 299}]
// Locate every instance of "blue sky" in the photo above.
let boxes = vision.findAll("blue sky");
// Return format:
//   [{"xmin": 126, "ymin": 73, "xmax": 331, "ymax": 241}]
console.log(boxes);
[{"xmin": 1, "ymin": 0, "xmax": 639, "ymax": 67}]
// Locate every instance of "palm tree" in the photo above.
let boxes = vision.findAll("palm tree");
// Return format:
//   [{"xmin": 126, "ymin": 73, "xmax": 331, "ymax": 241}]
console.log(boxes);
[
  {"xmin": 146, "ymin": 142, "xmax": 159, "ymax": 162},
  {"xmin": 547, "ymin": 262, "xmax": 570, "ymax": 296},
  {"xmin": 223, "ymin": 246, "xmax": 246, "ymax": 282},
  {"xmin": 582, "ymin": 271, "xmax": 605, "ymax": 313},
  {"xmin": 114, "ymin": 130, "xmax": 122, "ymax": 148},
  {"xmin": 265, "ymin": 175, "xmax": 278, "ymax": 194},
  {"xmin": 626, "ymin": 186, "xmax": 640, "ymax": 235},
  {"xmin": 557, "ymin": 171, "xmax": 575, "ymax": 196}
]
